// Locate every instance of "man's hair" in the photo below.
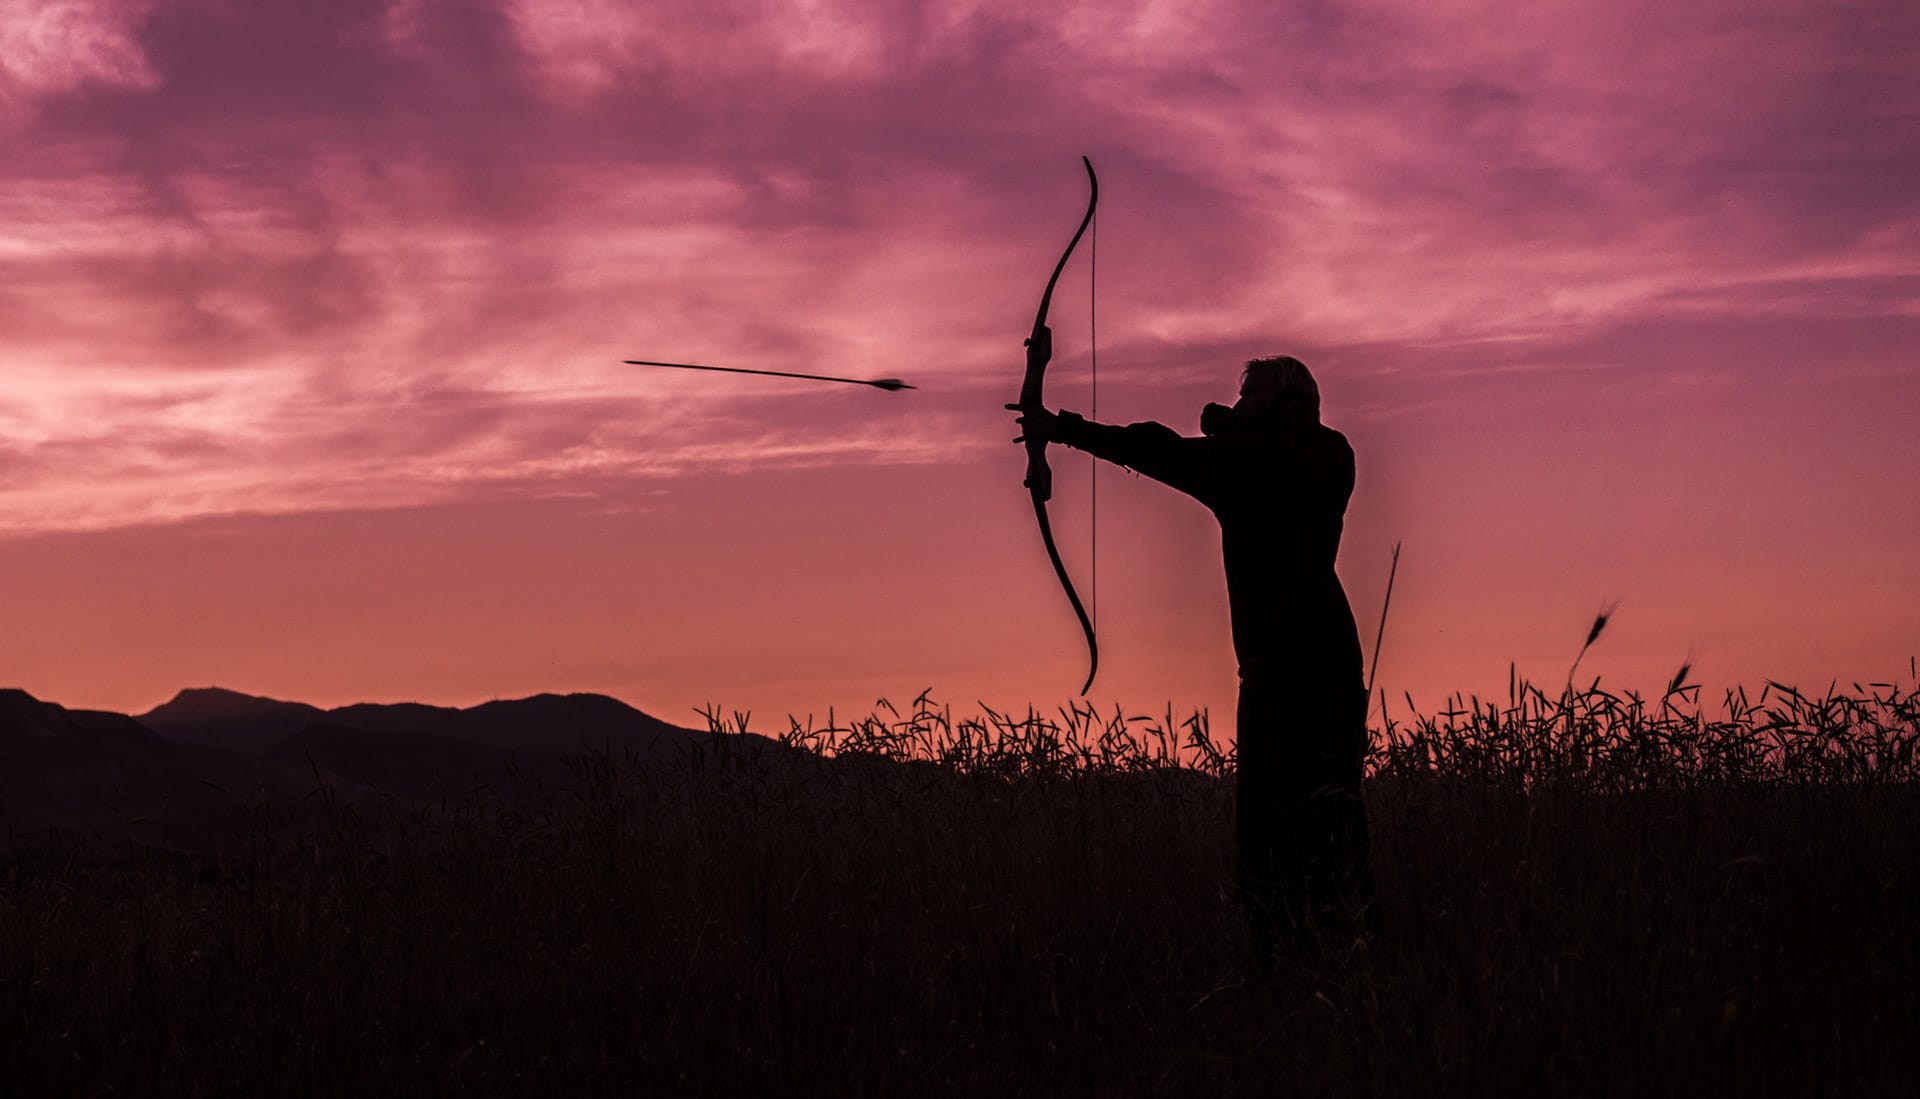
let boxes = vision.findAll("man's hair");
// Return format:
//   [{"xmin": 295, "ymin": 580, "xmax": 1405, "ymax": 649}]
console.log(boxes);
[{"xmin": 1243, "ymin": 355, "xmax": 1319, "ymax": 418}]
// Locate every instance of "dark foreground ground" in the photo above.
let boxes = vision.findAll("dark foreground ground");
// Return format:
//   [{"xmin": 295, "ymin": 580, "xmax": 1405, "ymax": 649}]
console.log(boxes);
[{"xmin": 5, "ymin": 689, "xmax": 1919, "ymax": 1097}]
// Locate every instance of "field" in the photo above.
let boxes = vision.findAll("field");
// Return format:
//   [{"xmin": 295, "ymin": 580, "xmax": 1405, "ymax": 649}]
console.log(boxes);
[{"xmin": 5, "ymin": 670, "xmax": 1918, "ymax": 1097}]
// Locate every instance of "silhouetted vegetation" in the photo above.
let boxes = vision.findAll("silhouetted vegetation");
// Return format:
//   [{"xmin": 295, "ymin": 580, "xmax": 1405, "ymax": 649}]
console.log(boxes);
[{"xmin": 5, "ymin": 667, "xmax": 1918, "ymax": 1096}]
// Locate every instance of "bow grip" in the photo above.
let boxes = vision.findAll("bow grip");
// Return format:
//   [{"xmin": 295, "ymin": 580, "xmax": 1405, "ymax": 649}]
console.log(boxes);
[{"xmin": 1024, "ymin": 445, "xmax": 1053, "ymax": 502}]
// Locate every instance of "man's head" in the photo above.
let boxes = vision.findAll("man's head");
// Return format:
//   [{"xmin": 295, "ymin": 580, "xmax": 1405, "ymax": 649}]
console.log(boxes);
[{"xmin": 1236, "ymin": 355, "xmax": 1319, "ymax": 427}]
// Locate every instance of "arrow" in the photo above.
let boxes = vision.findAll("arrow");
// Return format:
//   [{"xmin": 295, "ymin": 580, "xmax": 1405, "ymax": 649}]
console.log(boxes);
[{"xmin": 622, "ymin": 360, "xmax": 915, "ymax": 391}]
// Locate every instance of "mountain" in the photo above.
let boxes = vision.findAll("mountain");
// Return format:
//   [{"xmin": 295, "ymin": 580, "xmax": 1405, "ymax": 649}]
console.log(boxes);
[
  {"xmin": 139, "ymin": 688, "xmax": 736, "ymax": 760},
  {"xmin": 5, "ymin": 685, "xmax": 801, "ymax": 852},
  {"xmin": 1, "ymin": 687, "xmax": 162, "ymax": 753},
  {"xmin": 1, "ymin": 688, "xmax": 322, "ymax": 853},
  {"xmin": 135, "ymin": 687, "xmax": 327, "ymax": 751},
  {"xmin": 3, "ymin": 687, "xmax": 170, "ymax": 810},
  {"xmin": 135, "ymin": 687, "xmax": 793, "ymax": 799},
  {"xmin": 330, "ymin": 692, "xmax": 712, "ymax": 756}
]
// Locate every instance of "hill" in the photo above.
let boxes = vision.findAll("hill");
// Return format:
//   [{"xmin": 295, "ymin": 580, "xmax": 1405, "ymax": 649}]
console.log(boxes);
[
  {"xmin": 4, "ymin": 686, "xmax": 793, "ymax": 850},
  {"xmin": 1, "ymin": 688, "xmax": 319, "ymax": 852}
]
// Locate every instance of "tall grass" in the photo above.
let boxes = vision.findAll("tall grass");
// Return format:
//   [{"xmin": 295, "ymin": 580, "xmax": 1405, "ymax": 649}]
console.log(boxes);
[
  {"xmin": 4, "ymin": 668, "xmax": 1917, "ymax": 1096},
  {"xmin": 1378, "ymin": 664, "xmax": 1920, "ymax": 789}
]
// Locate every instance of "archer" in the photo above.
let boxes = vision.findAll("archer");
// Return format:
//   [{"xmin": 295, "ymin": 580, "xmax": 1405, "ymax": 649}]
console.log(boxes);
[{"xmin": 1011, "ymin": 347, "xmax": 1371, "ymax": 947}]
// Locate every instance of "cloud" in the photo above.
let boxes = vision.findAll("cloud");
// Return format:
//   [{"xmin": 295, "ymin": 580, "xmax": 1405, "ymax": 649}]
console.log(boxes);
[
  {"xmin": 0, "ymin": 0, "xmax": 159, "ymax": 111},
  {"xmin": 1, "ymin": 0, "xmax": 1916, "ymax": 534}
]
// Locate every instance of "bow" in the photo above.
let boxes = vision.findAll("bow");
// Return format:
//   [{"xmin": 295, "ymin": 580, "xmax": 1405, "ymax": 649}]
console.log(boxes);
[{"xmin": 1018, "ymin": 156, "xmax": 1099, "ymax": 695}]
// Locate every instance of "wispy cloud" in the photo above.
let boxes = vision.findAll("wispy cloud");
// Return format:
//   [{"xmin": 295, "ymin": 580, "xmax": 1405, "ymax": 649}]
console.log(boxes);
[{"xmin": 2, "ymin": 0, "xmax": 1916, "ymax": 534}]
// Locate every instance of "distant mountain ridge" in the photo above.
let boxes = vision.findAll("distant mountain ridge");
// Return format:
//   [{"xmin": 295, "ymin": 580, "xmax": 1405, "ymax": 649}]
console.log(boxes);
[
  {"xmin": 135, "ymin": 687, "xmax": 325, "ymax": 751},
  {"xmin": 2, "ymin": 686, "xmax": 790, "ymax": 853},
  {"xmin": 2, "ymin": 687, "xmax": 319, "ymax": 852},
  {"xmin": 1, "ymin": 688, "xmax": 162, "ymax": 750},
  {"xmin": 137, "ymin": 686, "xmax": 715, "ymax": 757}
]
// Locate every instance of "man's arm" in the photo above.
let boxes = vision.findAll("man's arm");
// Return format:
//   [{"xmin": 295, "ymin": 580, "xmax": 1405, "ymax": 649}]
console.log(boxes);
[{"xmin": 1049, "ymin": 411, "xmax": 1222, "ymax": 505}]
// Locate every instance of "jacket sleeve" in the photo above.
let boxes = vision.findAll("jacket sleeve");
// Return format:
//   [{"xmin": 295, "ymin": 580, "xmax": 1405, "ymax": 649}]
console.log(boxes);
[{"xmin": 1051, "ymin": 411, "xmax": 1222, "ymax": 506}]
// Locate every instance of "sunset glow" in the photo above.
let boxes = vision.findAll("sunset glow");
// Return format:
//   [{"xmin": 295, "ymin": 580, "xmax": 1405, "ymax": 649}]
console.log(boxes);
[{"xmin": 3, "ymin": 0, "xmax": 1915, "ymax": 733}]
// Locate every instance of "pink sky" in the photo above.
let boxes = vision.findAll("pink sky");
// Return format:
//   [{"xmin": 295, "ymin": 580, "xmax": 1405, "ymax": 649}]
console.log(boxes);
[{"xmin": 3, "ymin": 0, "xmax": 1916, "ymax": 736}]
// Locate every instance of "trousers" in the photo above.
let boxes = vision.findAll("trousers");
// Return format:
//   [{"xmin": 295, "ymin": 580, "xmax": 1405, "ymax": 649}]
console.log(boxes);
[{"xmin": 1235, "ymin": 672, "xmax": 1372, "ymax": 941}]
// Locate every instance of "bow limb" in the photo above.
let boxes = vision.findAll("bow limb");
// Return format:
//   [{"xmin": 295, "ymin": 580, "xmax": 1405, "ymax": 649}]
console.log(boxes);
[{"xmin": 1018, "ymin": 155, "xmax": 1099, "ymax": 695}]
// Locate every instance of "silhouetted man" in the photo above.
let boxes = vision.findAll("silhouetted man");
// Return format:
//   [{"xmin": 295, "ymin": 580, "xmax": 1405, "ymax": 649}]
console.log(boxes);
[{"xmin": 1013, "ymin": 348, "xmax": 1371, "ymax": 946}]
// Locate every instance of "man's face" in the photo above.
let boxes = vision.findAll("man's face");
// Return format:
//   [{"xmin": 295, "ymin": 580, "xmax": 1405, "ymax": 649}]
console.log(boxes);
[
  {"xmin": 1234, "ymin": 374, "xmax": 1282, "ymax": 422},
  {"xmin": 1228, "ymin": 376, "xmax": 1305, "ymax": 432}
]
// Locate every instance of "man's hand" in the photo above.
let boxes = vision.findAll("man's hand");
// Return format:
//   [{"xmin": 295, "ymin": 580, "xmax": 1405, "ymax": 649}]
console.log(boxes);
[
  {"xmin": 1007, "ymin": 402, "xmax": 1059, "ymax": 445},
  {"xmin": 1200, "ymin": 402, "xmax": 1233, "ymax": 437}
]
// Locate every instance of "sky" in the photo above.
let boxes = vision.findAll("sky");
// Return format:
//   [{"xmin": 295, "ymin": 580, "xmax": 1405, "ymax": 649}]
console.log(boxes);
[{"xmin": 2, "ymin": 0, "xmax": 1915, "ymax": 737}]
